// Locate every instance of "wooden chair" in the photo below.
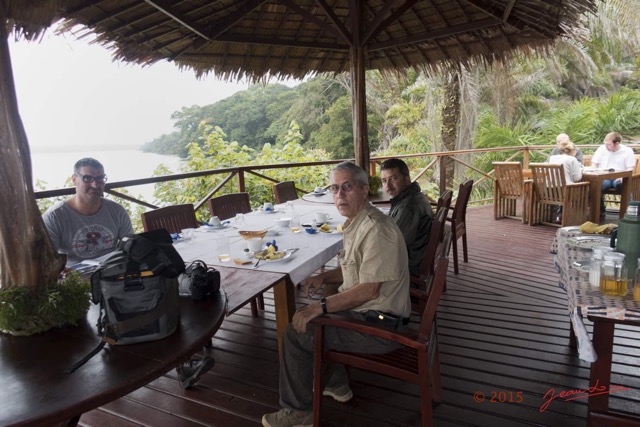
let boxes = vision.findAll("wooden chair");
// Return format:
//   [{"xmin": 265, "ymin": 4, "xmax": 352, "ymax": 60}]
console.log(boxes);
[
  {"xmin": 311, "ymin": 257, "xmax": 449, "ymax": 427},
  {"xmin": 448, "ymin": 179, "xmax": 473, "ymax": 274},
  {"xmin": 410, "ymin": 207, "xmax": 447, "ymax": 296},
  {"xmin": 273, "ymin": 181, "xmax": 299, "ymax": 204},
  {"xmin": 528, "ymin": 163, "xmax": 589, "ymax": 227},
  {"xmin": 207, "ymin": 192, "xmax": 264, "ymax": 316},
  {"xmin": 141, "ymin": 204, "xmax": 199, "ymax": 234},
  {"xmin": 436, "ymin": 190, "xmax": 453, "ymax": 212},
  {"xmin": 493, "ymin": 162, "xmax": 530, "ymax": 223},
  {"xmin": 602, "ymin": 156, "xmax": 640, "ymax": 212},
  {"xmin": 207, "ymin": 192, "xmax": 252, "ymax": 221}
]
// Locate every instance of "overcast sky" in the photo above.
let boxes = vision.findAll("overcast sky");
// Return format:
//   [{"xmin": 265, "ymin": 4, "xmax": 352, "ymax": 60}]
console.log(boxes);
[{"xmin": 8, "ymin": 30, "xmax": 272, "ymax": 150}]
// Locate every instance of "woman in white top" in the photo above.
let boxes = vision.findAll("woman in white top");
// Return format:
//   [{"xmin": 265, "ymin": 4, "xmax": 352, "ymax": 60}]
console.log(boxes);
[
  {"xmin": 547, "ymin": 141, "xmax": 582, "ymax": 223},
  {"xmin": 548, "ymin": 140, "xmax": 583, "ymax": 183}
]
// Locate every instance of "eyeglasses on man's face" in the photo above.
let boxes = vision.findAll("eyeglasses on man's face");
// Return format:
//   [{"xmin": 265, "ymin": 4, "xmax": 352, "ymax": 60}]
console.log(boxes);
[
  {"xmin": 328, "ymin": 182, "xmax": 358, "ymax": 194},
  {"xmin": 75, "ymin": 172, "xmax": 108, "ymax": 184}
]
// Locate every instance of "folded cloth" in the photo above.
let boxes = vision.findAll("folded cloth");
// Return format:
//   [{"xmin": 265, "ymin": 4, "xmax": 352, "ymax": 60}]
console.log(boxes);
[{"xmin": 579, "ymin": 221, "xmax": 617, "ymax": 235}]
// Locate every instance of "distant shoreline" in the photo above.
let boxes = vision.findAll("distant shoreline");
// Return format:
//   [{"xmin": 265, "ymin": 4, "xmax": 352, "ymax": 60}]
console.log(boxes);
[{"xmin": 30, "ymin": 145, "xmax": 143, "ymax": 154}]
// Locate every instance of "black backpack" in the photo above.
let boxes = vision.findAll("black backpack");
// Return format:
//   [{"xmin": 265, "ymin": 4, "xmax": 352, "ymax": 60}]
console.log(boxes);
[{"xmin": 69, "ymin": 229, "xmax": 185, "ymax": 373}]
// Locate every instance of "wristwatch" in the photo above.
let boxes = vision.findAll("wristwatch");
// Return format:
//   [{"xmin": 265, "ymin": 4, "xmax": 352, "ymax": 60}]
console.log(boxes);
[{"xmin": 320, "ymin": 297, "xmax": 328, "ymax": 314}]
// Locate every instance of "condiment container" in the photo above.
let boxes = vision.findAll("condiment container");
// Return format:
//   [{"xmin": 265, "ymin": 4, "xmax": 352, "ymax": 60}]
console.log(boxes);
[
  {"xmin": 600, "ymin": 252, "xmax": 628, "ymax": 296},
  {"xmin": 613, "ymin": 201, "xmax": 640, "ymax": 279},
  {"xmin": 633, "ymin": 258, "xmax": 640, "ymax": 302}
]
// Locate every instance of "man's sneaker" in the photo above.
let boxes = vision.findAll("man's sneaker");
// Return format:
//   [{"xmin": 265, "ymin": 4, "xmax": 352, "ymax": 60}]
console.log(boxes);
[
  {"xmin": 176, "ymin": 356, "xmax": 215, "ymax": 389},
  {"xmin": 261, "ymin": 408, "xmax": 312, "ymax": 427},
  {"xmin": 323, "ymin": 383, "xmax": 353, "ymax": 403}
]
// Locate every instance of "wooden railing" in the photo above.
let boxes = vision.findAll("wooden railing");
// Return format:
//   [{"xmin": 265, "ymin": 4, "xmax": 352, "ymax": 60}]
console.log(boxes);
[{"xmin": 35, "ymin": 144, "xmax": 639, "ymax": 217}]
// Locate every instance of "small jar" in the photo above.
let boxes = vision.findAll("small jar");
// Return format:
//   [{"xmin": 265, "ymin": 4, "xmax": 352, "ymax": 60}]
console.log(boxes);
[{"xmin": 600, "ymin": 252, "xmax": 628, "ymax": 296}]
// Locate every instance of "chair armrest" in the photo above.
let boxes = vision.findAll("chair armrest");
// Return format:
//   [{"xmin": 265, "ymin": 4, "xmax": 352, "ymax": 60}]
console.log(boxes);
[
  {"xmin": 311, "ymin": 315, "xmax": 424, "ymax": 350},
  {"xmin": 567, "ymin": 182, "xmax": 589, "ymax": 188}
]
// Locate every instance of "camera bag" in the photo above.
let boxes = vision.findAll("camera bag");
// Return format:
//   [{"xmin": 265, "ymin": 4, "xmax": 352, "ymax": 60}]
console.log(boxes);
[{"xmin": 68, "ymin": 229, "xmax": 185, "ymax": 373}]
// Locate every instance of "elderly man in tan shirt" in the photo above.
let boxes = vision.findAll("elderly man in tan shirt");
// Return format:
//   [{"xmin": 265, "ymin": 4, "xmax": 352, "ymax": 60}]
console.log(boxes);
[{"xmin": 262, "ymin": 161, "xmax": 410, "ymax": 427}]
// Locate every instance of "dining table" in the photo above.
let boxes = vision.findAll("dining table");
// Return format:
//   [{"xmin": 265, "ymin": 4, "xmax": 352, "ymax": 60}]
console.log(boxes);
[
  {"xmin": 174, "ymin": 202, "xmax": 346, "ymax": 354},
  {"xmin": 580, "ymin": 168, "xmax": 633, "ymax": 222},
  {"xmin": 0, "ymin": 293, "xmax": 226, "ymax": 427},
  {"xmin": 553, "ymin": 227, "xmax": 640, "ymax": 425}
]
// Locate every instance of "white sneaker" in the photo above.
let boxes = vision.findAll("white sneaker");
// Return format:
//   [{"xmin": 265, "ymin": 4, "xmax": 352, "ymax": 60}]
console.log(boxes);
[
  {"xmin": 323, "ymin": 383, "xmax": 354, "ymax": 403},
  {"xmin": 262, "ymin": 408, "xmax": 313, "ymax": 427}
]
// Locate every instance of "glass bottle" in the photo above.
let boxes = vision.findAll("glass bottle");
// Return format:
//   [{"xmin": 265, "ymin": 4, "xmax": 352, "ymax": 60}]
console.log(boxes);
[{"xmin": 589, "ymin": 246, "xmax": 611, "ymax": 287}]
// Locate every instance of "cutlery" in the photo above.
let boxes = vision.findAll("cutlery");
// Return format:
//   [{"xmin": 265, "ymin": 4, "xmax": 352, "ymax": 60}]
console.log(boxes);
[{"xmin": 253, "ymin": 258, "xmax": 262, "ymax": 269}]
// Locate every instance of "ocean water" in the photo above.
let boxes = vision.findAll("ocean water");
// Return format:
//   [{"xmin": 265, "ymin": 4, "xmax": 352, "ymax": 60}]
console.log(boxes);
[{"xmin": 30, "ymin": 148, "xmax": 184, "ymax": 202}]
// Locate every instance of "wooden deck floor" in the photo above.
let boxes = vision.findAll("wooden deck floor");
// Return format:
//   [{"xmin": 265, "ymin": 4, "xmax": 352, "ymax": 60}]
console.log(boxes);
[{"xmin": 79, "ymin": 205, "xmax": 640, "ymax": 427}]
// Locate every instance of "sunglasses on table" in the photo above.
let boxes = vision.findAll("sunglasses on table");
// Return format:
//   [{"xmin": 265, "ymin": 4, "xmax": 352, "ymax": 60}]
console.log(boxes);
[{"xmin": 75, "ymin": 173, "xmax": 108, "ymax": 184}]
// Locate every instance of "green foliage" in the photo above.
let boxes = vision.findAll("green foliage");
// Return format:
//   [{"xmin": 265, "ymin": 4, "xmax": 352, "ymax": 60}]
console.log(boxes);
[
  {"xmin": 151, "ymin": 122, "xmax": 332, "ymax": 220},
  {"xmin": 0, "ymin": 272, "xmax": 90, "ymax": 336}
]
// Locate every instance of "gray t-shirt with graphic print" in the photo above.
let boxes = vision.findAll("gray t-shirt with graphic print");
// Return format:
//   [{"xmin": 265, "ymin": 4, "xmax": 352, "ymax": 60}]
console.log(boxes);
[{"xmin": 43, "ymin": 199, "xmax": 134, "ymax": 266}]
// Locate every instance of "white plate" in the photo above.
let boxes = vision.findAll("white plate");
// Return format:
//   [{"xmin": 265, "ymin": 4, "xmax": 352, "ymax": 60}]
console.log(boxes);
[
  {"xmin": 258, "ymin": 209, "xmax": 281, "ymax": 214},
  {"xmin": 312, "ymin": 191, "xmax": 327, "ymax": 196},
  {"xmin": 566, "ymin": 236, "xmax": 611, "ymax": 249},
  {"xmin": 255, "ymin": 249, "xmax": 294, "ymax": 262},
  {"xmin": 196, "ymin": 224, "xmax": 227, "ymax": 232}
]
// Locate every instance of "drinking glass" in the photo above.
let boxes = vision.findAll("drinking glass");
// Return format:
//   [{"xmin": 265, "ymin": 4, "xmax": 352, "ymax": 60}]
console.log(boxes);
[
  {"xmin": 285, "ymin": 201, "xmax": 295, "ymax": 213},
  {"xmin": 290, "ymin": 214, "xmax": 301, "ymax": 233},
  {"xmin": 235, "ymin": 213, "xmax": 246, "ymax": 227},
  {"xmin": 216, "ymin": 235, "xmax": 230, "ymax": 262},
  {"xmin": 180, "ymin": 228, "xmax": 195, "ymax": 244}
]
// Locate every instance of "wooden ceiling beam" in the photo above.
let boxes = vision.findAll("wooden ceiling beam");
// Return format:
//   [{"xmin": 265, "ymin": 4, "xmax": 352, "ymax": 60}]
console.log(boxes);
[
  {"xmin": 314, "ymin": 0, "xmax": 353, "ymax": 46},
  {"xmin": 143, "ymin": 0, "xmax": 211, "ymax": 40},
  {"xmin": 363, "ymin": 0, "xmax": 420, "ymax": 45},
  {"xmin": 464, "ymin": 0, "xmax": 554, "ymax": 38},
  {"xmin": 279, "ymin": 0, "xmax": 352, "ymax": 46},
  {"xmin": 370, "ymin": 17, "xmax": 502, "ymax": 51},
  {"xmin": 204, "ymin": 0, "xmax": 267, "ymax": 40}
]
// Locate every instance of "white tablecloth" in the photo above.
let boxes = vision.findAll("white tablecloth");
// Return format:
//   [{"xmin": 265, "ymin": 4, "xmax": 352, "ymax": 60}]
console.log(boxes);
[{"xmin": 175, "ymin": 203, "xmax": 345, "ymax": 285}]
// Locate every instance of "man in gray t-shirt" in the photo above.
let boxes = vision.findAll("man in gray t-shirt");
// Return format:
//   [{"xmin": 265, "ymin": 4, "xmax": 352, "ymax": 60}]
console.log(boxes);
[{"xmin": 43, "ymin": 158, "xmax": 133, "ymax": 266}]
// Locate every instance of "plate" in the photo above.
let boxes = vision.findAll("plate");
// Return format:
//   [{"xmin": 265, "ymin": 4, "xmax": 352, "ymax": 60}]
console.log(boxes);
[
  {"xmin": 572, "ymin": 260, "xmax": 591, "ymax": 273},
  {"xmin": 312, "ymin": 191, "xmax": 327, "ymax": 196},
  {"xmin": 255, "ymin": 249, "xmax": 294, "ymax": 262},
  {"xmin": 259, "ymin": 209, "xmax": 281, "ymax": 214},
  {"xmin": 197, "ymin": 224, "xmax": 226, "ymax": 232},
  {"xmin": 565, "ymin": 236, "xmax": 611, "ymax": 249}
]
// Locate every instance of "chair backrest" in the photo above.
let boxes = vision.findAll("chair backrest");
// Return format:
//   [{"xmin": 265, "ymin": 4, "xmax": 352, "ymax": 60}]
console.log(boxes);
[
  {"xmin": 451, "ymin": 179, "xmax": 473, "ymax": 222},
  {"xmin": 634, "ymin": 155, "xmax": 640, "ymax": 175},
  {"xmin": 273, "ymin": 181, "xmax": 299, "ymax": 204},
  {"xmin": 416, "ymin": 207, "xmax": 447, "ymax": 282},
  {"xmin": 530, "ymin": 163, "xmax": 566, "ymax": 203},
  {"xmin": 493, "ymin": 162, "xmax": 524, "ymax": 197},
  {"xmin": 436, "ymin": 190, "xmax": 453, "ymax": 215},
  {"xmin": 207, "ymin": 192, "xmax": 252, "ymax": 221},
  {"xmin": 418, "ymin": 257, "xmax": 449, "ymax": 340},
  {"xmin": 141, "ymin": 204, "xmax": 199, "ymax": 234}
]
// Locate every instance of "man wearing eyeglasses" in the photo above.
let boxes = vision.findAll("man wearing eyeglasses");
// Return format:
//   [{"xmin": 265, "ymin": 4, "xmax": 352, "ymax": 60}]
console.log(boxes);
[
  {"xmin": 381, "ymin": 158, "xmax": 433, "ymax": 277},
  {"xmin": 263, "ymin": 162, "xmax": 410, "ymax": 427},
  {"xmin": 42, "ymin": 157, "xmax": 133, "ymax": 267}
]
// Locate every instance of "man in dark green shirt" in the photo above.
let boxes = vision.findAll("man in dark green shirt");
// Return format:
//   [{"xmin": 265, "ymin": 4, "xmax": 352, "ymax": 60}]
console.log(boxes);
[{"xmin": 381, "ymin": 158, "xmax": 433, "ymax": 277}]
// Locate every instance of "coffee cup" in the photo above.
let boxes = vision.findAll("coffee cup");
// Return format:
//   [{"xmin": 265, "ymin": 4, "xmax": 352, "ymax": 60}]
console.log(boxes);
[
  {"xmin": 263, "ymin": 202, "xmax": 274, "ymax": 211},
  {"xmin": 247, "ymin": 238, "xmax": 263, "ymax": 252},
  {"xmin": 315, "ymin": 212, "xmax": 329, "ymax": 224},
  {"xmin": 210, "ymin": 216, "xmax": 221, "ymax": 227},
  {"xmin": 314, "ymin": 186, "xmax": 324, "ymax": 194}
]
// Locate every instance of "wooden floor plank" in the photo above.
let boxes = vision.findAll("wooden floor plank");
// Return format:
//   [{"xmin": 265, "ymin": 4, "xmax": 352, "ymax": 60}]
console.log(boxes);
[{"xmin": 78, "ymin": 205, "xmax": 640, "ymax": 427}]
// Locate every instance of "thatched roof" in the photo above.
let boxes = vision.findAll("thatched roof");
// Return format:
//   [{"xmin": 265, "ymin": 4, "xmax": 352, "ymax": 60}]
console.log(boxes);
[{"xmin": 7, "ymin": 0, "xmax": 598, "ymax": 81}]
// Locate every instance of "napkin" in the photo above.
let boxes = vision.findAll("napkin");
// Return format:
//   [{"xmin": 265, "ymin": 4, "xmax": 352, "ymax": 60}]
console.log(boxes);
[{"xmin": 579, "ymin": 221, "xmax": 617, "ymax": 235}]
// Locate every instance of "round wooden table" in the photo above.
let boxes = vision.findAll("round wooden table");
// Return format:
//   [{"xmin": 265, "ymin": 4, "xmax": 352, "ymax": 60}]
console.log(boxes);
[{"xmin": 0, "ymin": 291, "xmax": 226, "ymax": 426}]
